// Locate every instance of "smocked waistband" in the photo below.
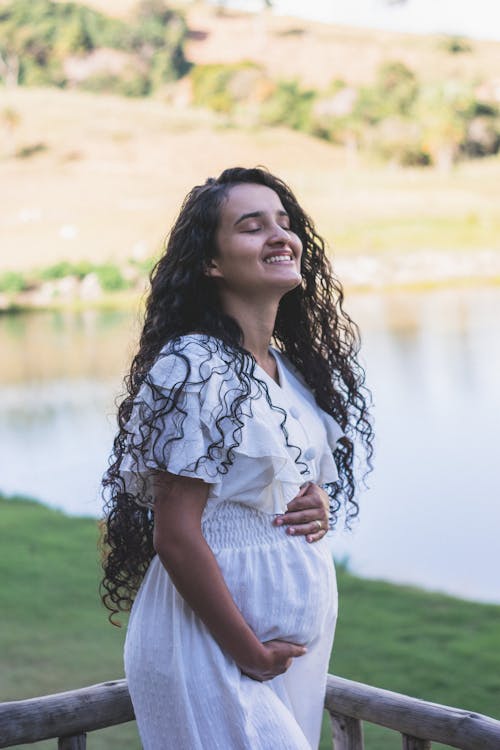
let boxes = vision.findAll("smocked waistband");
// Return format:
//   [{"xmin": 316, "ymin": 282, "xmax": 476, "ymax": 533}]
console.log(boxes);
[{"xmin": 201, "ymin": 501, "xmax": 285, "ymax": 550}]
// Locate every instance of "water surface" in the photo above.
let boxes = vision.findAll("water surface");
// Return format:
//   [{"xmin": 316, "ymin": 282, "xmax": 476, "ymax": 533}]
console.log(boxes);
[{"xmin": 1, "ymin": 288, "xmax": 499, "ymax": 603}]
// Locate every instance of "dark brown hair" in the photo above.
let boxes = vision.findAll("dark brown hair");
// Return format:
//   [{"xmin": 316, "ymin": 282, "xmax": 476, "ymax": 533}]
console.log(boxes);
[{"xmin": 101, "ymin": 167, "xmax": 373, "ymax": 623}]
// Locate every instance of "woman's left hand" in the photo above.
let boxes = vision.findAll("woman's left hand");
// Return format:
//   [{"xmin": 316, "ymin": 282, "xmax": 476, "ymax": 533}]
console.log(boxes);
[{"xmin": 273, "ymin": 482, "xmax": 329, "ymax": 543}]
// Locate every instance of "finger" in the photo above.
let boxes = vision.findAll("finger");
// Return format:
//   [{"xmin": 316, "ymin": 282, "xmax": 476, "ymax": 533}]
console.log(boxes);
[
  {"xmin": 286, "ymin": 493, "xmax": 322, "ymax": 512},
  {"xmin": 274, "ymin": 508, "xmax": 317, "ymax": 526},
  {"xmin": 296, "ymin": 482, "xmax": 311, "ymax": 497},
  {"xmin": 286, "ymin": 519, "xmax": 327, "ymax": 537},
  {"xmin": 288, "ymin": 482, "xmax": 313, "ymax": 504},
  {"xmin": 306, "ymin": 528, "xmax": 328, "ymax": 544},
  {"xmin": 267, "ymin": 640, "xmax": 307, "ymax": 657},
  {"xmin": 275, "ymin": 509, "xmax": 323, "ymax": 528}
]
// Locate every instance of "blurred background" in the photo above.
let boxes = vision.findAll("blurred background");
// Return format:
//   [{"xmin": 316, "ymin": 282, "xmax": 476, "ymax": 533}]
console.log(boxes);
[
  {"xmin": 2, "ymin": 0, "xmax": 499, "ymax": 601},
  {"xmin": 1, "ymin": 1, "xmax": 500, "ymax": 745}
]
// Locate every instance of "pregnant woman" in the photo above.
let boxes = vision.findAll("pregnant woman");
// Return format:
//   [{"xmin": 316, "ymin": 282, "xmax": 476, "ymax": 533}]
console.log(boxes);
[{"xmin": 101, "ymin": 167, "xmax": 372, "ymax": 749}]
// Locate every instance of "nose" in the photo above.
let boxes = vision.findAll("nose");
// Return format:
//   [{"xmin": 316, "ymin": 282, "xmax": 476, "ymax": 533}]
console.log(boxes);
[{"xmin": 267, "ymin": 224, "xmax": 290, "ymax": 244}]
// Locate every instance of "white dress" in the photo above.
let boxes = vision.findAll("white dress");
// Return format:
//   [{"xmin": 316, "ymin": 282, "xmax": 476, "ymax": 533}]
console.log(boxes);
[{"xmin": 120, "ymin": 335, "xmax": 343, "ymax": 750}]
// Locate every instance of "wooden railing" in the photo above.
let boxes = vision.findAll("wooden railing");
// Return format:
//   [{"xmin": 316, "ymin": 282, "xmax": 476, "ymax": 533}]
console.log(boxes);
[{"xmin": 1, "ymin": 675, "xmax": 500, "ymax": 749}]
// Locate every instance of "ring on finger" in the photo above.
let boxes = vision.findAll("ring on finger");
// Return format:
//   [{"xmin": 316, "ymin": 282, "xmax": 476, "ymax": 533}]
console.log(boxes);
[{"xmin": 314, "ymin": 519, "xmax": 323, "ymax": 531}]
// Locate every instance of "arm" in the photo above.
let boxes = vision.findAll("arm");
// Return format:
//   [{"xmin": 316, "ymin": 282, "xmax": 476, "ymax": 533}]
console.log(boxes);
[
  {"xmin": 273, "ymin": 482, "xmax": 329, "ymax": 542},
  {"xmin": 152, "ymin": 472, "xmax": 307, "ymax": 681}
]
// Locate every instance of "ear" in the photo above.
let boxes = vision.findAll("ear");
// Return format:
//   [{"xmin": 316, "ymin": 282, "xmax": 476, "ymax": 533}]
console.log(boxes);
[{"xmin": 203, "ymin": 259, "xmax": 224, "ymax": 279}]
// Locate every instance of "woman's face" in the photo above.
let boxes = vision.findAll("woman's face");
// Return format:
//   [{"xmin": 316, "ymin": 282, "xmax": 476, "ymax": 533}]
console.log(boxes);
[{"xmin": 207, "ymin": 183, "xmax": 303, "ymax": 298}]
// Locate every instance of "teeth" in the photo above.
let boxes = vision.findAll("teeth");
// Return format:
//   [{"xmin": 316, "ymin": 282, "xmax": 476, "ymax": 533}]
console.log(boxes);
[{"xmin": 264, "ymin": 255, "xmax": 293, "ymax": 264}]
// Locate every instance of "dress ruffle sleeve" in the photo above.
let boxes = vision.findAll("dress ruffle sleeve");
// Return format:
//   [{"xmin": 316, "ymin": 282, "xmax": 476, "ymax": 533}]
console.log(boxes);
[
  {"xmin": 115, "ymin": 334, "xmax": 344, "ymax": 518},
  {"xmin": 118, "ymin": 337, "xmax": 243, "ymax": 508}
]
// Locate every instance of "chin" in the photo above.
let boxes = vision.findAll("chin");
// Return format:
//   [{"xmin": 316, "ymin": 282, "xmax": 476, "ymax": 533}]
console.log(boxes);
[{"xmin": 276, "ymin": 273, "xmax": 302, "ymax": 294}]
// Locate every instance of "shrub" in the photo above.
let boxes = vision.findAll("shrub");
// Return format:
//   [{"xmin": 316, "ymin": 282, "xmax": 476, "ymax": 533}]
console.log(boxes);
[
  {"xmin": 94, "ymin": 264, "xmax": 129, "ymax": 292},
  {"xmin": 354, "ymin": 61, "xmax": 419, "ymax": 125},
  {"xmin": 369, "ymin": 116, "xmax": 430, "ymax": 166},
  {"xmin": 81, "ymin": 72, "xmax": 150, "ymax": 97},
  {"xmin": 14, "ymin": 142, "xmax": 47, "ymax": 159},
  {"xmin": 38, "ymin": 260, "xmax": 94, "ymax": 281},
  {"xmin": 130, "ymin": 256, "xmax": 157, "ymax": 275},
  {"xmin": 0, "ymin": 271, "xmax": 29, "ymax": 293},
  {"xmin": 0, "ymin": 0, "xmax": 188, "ymax": 92},
  {"xmin": 440, "ymin": 35, "xmax": 472, "ymax": 54},
  {"xmin": 462, "ymin": 116, "xmax": 500, "ymax": 158},
  {"xmin": 260, "ymin": 79, "xmax": 316, "ymax": 131},
  {"xmin": 191, "ymin": 62, "xmax": 264, "ymax": 114}
]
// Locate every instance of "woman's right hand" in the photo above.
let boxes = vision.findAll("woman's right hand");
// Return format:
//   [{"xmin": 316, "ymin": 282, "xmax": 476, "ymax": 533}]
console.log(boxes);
[{"xmin": 240, "ymin": 639, "xmax": 307, "ymax": 682}]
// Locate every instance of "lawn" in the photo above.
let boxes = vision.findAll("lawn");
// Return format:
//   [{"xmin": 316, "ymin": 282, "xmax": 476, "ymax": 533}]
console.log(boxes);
[
  {"xmin": 1, "ymin": 86, "xmax": 500, "ymax": 278},
  {"xmin": 1, "ymin": 494, "xmax": 499, "ymax": 749}
]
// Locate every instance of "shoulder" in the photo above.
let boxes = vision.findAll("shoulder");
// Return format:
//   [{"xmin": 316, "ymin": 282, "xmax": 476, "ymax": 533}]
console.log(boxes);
[{"xmin": 147, "ymin": 334, "xmax": 239, "ymax": 391}]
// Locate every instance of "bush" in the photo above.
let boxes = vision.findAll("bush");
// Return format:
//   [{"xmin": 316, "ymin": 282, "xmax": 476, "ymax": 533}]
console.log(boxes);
[
  {"xmin": 94, "ymin": 264, "xmax": 129, "ymax": 292},
  {"xmin": 132, "ymin": 2, "xmax": 190, "ymax": 82},
  {"xmin": 462, "ymin": 116, "xmax": 500, "ymax": 158},
  {"xmin": 191, "ymin": 62, "xmax": 264, "ymax": 114},
  {"xmin": 39, "ymin": 261, "xmax": 94, "ymax": 281},
  {"xmin": 14, "ymin": 142, "xmax": 47, "ymax": 159},
  {"xmin": 0, "ymin": 271, "xmax": 29, "ymax": 293},
  {"xmin": 0, "ymin": 0, "xmax": 129, "ymax": 86},
  {"xmin": 0, "ymin": 0, "xmax": 188, "ymax": 92},
  {"xmin": 130, "ymin": 256, "xmax": 157, "ymax": 275},
  {"xmin": 369, "ymin": 116, "xmax": 430, "ymax": 166},
  {"xmin": 354, "ymin": 61, "xmax": 419, "ymax": 125},
  {"xmin": 260, "ymin": 79, "xmax": 316, "ymax": 131},
  {"xmin": 81, "ymin": 72, "xmax": 150, "ymax": 97},
  {"xmin": 440, "ymin": 35, "xmax": 472, "ymax": 54}
]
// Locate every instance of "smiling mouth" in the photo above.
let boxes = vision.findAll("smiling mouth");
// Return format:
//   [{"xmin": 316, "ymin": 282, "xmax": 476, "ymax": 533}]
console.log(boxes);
[{"xmin": 263, "ymin": 253, "xmax": 294, "ymax": 264}]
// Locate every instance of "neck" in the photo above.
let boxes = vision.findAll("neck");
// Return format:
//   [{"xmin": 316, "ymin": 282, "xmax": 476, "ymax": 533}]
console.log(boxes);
[{"xmin": 221, "ymin": 292, "xmax": 279, "ymax": 363}]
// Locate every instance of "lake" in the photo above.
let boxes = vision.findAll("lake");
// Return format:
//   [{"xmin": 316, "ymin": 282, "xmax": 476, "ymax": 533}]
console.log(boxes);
[{"xmin": 1, "ymin": 286, "xmax": 499, "ymax": 604}]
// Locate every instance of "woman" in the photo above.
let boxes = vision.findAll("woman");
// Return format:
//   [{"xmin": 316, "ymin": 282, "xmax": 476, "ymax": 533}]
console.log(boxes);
[{"xmin": 101, "ymin": 167, "xmax": 372, "ymax": 749}]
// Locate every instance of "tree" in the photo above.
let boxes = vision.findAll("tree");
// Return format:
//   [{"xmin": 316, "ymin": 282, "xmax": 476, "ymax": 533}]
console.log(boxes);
[
  {"xmin": 416, "ymin": 82, "xmax": 473, "ymax": 170},
  {"xmin": 0, "ymin": 0, "xmax": 189, "ymax": 91},
  {"xmin": 129, "ymin": 0, "xmax": 190, "ymax": 82},
  {"xmin": 261, "ymin": 79, "xmax": 316, "ymax": 131},
  {"xmin": 351, "ymin": 60, "xmax": 419, "ymax": 127}
]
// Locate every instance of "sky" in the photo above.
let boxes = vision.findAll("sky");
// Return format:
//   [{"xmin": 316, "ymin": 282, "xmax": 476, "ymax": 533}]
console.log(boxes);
[{"xmin": 213, "ymin": 0, "xmax": 500, "ymax": 41}]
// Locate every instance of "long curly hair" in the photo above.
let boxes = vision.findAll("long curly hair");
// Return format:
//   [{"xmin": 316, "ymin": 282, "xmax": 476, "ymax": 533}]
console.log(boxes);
[{"xmin": 100, "ymin": 166, "xmax": 373, "ymax": 623}]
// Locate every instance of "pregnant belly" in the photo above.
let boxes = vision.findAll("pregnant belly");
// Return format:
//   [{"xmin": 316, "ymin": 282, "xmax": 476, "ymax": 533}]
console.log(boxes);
[{"xmin": 203, "ymin": 503, "xmax": 337, "ymax": 647}]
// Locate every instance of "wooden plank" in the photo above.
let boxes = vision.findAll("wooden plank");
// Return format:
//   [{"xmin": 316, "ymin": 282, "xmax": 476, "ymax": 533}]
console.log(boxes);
[
  {"xmin": 325, "ymin": 675, "xmax": 500, "ymax": 750},
  {"xmin": 0, "ymin": 680, "xmax": 134, "ymax": 747},
  {"xmin": 1, "ymin": 674, "xmax": 500, "ymax": 750},
  {"xmin": 330, "ymin": 711, "xmax": 364, "ymax": 749},
  {"xmin": 402, "ymin": 734, "xmax": 431, "ymax": 750},
  {"xmin": 58, "ymin": 734, "xmax": 87, "ymax": 750}
]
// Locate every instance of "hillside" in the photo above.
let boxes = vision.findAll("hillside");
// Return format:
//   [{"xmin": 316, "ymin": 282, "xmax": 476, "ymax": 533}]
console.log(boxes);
[
  {"xmin": 1, "ymin": 1, "xmax": 500, "ymax": 279},
  {"xmin": 183, "ymin": 3, "xmax": 500, "ymax": 90},
  {"xmin": 56, "ymin": 1, "xmax": 500, "ymax": 90},
  {"xmin": 2, "ymin": 85, "xmax": 500, "ymax": 276}
]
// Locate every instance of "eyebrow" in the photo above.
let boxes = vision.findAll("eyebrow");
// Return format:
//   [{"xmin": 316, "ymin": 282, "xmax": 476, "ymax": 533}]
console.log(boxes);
[{"xmin": 234, "ymin": 209, "xmax": 289, "ymax": 227}]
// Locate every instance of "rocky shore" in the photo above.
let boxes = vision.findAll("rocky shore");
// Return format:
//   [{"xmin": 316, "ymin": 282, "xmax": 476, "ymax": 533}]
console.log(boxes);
[{"xmin": 1, "ymin": 249, "xmax": 499, "ymax": 313}]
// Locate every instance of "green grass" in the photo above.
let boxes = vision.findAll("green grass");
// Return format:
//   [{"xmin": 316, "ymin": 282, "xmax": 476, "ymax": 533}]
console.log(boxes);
[
  {"xmin": 325, "ymin": 574, "xmax": 500, "ymax": 749},
  {"xmin": 332, "ymin": 214, "xmax": 500, "ymax": 254},
  {"xmin": 1, "ymin": 495, "xmax": 499, "ymax": 749}
]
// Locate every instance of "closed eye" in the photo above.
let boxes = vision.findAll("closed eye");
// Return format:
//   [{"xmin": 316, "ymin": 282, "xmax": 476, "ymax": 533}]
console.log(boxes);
[{"xmin": 241, "ymin": 225, "xmax": 291, "ymax": 234}]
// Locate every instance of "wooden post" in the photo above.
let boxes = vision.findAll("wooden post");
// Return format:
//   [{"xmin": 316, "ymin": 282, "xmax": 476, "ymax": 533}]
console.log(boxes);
[
  {"xmin": 325, "ymin": 674, "xmax": 500, "ymax": 750},
  {"xmin": 329, "ymin": 710, "xmax": 364, "ymax": 750},
  {"xmin": 58, "ymin": 734, "xmax": 86, "ymax": 750},
  {"xmin": 402, "ymin": 736, "xmax": 431, "ymax": 750}
]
